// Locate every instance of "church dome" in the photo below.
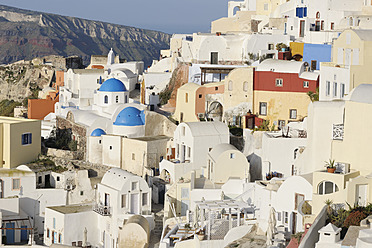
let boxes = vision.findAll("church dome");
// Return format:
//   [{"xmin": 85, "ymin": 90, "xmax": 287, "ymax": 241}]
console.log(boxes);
[
  {"xmin": 91, "ymin": 128, "xmax": 106, "ymax": 137},
  {"xmin": 99, "ymin": 78, "xmax": 127, "ymax": 92},
  {"xmin": 114, "ymin": 107, "xmax": 145, "ymax": 126}
]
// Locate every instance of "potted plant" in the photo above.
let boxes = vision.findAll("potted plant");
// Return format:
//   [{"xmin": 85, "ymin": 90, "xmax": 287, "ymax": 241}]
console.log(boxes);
[
  {"xmin": 325, "ymin": 159, "xmax": 336, "ymax": 173},
  {"xmin": 197, "ymin": 229, "xmax": 205, "ymax": 241}
]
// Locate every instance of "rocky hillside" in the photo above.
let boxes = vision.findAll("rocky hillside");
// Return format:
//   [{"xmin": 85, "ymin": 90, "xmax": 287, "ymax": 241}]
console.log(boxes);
[{"xmin": 0, "ymin": 4, "xmax": 171, "ymax": 66}]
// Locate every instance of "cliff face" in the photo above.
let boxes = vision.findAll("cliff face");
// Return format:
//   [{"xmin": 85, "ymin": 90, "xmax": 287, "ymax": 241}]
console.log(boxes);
[{"xmin": 0, "ymin": 5, "xmax": 171, "ymax": 66}]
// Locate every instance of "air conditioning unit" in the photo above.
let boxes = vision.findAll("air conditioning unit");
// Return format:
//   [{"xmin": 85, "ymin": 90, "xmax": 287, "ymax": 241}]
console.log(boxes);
[{"xmin": 335, "ymin": 162, "xmax": 350, "ymax": 174}]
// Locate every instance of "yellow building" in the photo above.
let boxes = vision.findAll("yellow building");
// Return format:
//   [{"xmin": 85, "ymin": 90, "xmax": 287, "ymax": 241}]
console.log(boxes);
[
  {"xmin": 0, "ymin": 117, "xmax": 41, "ymax": 169},
  {"xmin": 290, "ymin": 42, "xmax": 304, "ymax": 59},
  {"xmin": 255, "ymin": 0, "xmax": 281, "ymax": 16}
]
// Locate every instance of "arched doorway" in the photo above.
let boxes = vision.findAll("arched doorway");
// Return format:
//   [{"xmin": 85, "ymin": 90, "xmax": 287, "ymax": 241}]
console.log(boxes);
[{"xmin": 207, "ymin": 101, "xmax": 223, "ymax": 121}]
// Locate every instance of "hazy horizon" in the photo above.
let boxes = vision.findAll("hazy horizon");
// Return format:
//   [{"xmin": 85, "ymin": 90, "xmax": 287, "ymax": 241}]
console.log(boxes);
[{"xmin": 0, "ymin": 0, "xmax": 228, "ymax": 34}]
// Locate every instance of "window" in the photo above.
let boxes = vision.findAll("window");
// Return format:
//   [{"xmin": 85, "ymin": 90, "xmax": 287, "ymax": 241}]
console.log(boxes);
[
  {"xmin": 12, "ymin": 178, "xmax": 20, "ymax": 190},
  {"xmin": 303, "ymin": 81, "xmax": 309, "ymax": 88},
  {"xmin": 185, "ymin": 93, "xmax": 188, "ymax": 103},
  {"xmin": 326, "ymin": 81, "xmax": 331, "ymax": 96},
  {"xmin": 121, "ymin": 194, "xmax": 127, "ymax": 208},
  {"xmin": 57, "ymin": 176, "xmax": 60, "ymax": 181},
  {"xmin": 318, "ymin": 181, "xmax": 339, "ymax": 195},
  {"xmin": 38, "ymin": 176, "xmax": 42, "ymax": 184},
  {"xmin": 109, "ymin": 146, "xmax": 112, "ymax": 150},
  {"xmin": 277, "ymin": 212, "xmax": 282, "ymax": 222},
  {"xmin": 331, "ymin": 22, "xmax": 335, "ymax": 30},
  {"xmin": 104, "ymin": 95, "xmax": 108, "ymax": 104},
  {"xmin": 275, "ymin": 78, "xmax": 283, "ymax": 87},
  {"xmin": 340, "ymin": 83, "xmax": 345, "ymax": 98},
  {"xmin": 99, "ymin": 140, "xmax": 101, "ymax": 144},
  {"xmin": 53, "ymin": 218, "xmax": 56, "ymax": 229},
  {"xmin": 321, "ymin": 20, "xmax": 324, "ymax": 30},
  {"xmin": 259, "ymin": 102, "xmax": 267, "ymax": 116},
  {"xmin": 21, "ymin": 133, "xmax": 32, "ymax": 145},
  {"xmin": 283, "ymin": 212, "xmax": 289, "ymax": 224},
  {"xmin": 115, "ymin": 96, "xmax": 119, "ymax": 103},
  {"xmin": 295, "ymin": 193, "xmax": 305, "ymax": 210},
  {"xmin": 132, "ymin": 153, "xmax": 135, "ymax": 160},
  {"xmin": 316, "ymin": 12, "xmax": 320, "ymax": 19},
  {"xmin": 333, "ymin": 82, "xmax": 338, "ymax": 97},
  {"xmin": 142, "ymin": 193, "xmax": 148, "ymax": 206},
  {"xmin": 132, "ymin": 181, "xmax": 138, "ymax": 190},
  {"xmin": 215, "ymin": 87, "xmax": 218, "ymax": 91},
  {"xmin": 264, "ymin": 3, "xmax": 268, "ymax": 11},
  {"xmin": 228, "ymin": 81, "xmax": 233, "ymax": 91},
  {"xmin": 290, "ymin": 109, "xmax": 297, "ymax": 119},
  {"xmin": 230, "ymin": 153, "xmax": 235, "ymax": 159},
  {"xmin": 211, "ymin": 52, "xmax": 218, "ymax": 64},
  {"xmin": 199, "ymin": 94, "xmax": 202, "ymax": 98},
  {"xmin": 268, "ymin": 43, "xmax": 274, "ymax": 50},
  {"xmin": 188, "ymin": 147, "xmax": 191, "ymax": 158},
  {"xmin": 47, "ymin": 229, "xmax": 50, "ymax": 238},
  {"xmin": 278, "ymin": 120, "xmax": 286, "ymax": 129},
  {"xmin": 59, "ymin": 234, "xmax": 62, "ymax": 243},
  {"xmin": 80, "ymin": 191, "xmax": 84, "ymax": 196},
  {"xmin": 243, "ymin": 81, "xmax": 249, "ymax": 92},
  {"xmin": 346, "ymin": 33, "xmax": 351, "ymax": 44},
  {"xmin": 182, "ymin": 126, "xmax": 186, "ymax": 136},
  {"xmin": 311, "ymin": 60, "xmax": 317, "ymax": 70}
]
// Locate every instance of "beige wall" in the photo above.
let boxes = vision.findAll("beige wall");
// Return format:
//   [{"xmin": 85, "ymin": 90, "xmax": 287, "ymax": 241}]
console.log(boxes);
[
  {"xmin": 256, "ymin": 0, "xmax": 281, "ymax": 16},
  {"xmin": 223, "ymin": 67, "xmax": 254, "ymax": 118},
  {"xmin": 312, "ymin": 171, "xmax": 360, "ymax": 216},
  {"xmin": 173, "ymin": 84, "xmax": 199, "ymax": 122},
  {"xmin": 333, "ymin": 30, "xmax": 372, "ymax": 90},
  {"xmin": 210, "ymin": 151, "xmax": 249, "ymax": 184},
  {"xmin": 122, "ymin": 137, "xmax": 168, "ymax": 177},
  {"xmin": 2, "ymin": 119, "xmax": 41, "ymax": 169},
  {"xmin": 332, "ymin": 101, "xmax": 372, "ymax": 175},
  {"xmin": 211, "ymin": 11, "xmax": 255, "ymax": 34},
  {"xmin": 254, "ymin": 91, "xmax": 310, "ymax": 126}
]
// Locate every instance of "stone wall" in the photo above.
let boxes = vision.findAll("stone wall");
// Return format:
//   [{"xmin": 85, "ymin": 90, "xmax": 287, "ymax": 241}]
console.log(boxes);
[
  {"xmin": 46, "ymin": 148, "xmax": 84, "ymax": 160},
  {"xmin": 56, "ymin": 115, "xmax": 87, "ymax": 159}
]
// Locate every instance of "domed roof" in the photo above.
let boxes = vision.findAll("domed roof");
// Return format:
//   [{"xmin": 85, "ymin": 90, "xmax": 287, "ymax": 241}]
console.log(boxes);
[
  {"xmin": 99, "ymin": 78, "xmax": 127, "ymax": 92},
  {"xmin": 114, "ymin": 107, "xmax": 145, "ymax": 126},
  {"xmin": 91, "ymin": 128, "xmax": 106, "ymax": 137},
  {"xmin": 350, "ymin": 84, "xmax": 372, "ymax": 104}
]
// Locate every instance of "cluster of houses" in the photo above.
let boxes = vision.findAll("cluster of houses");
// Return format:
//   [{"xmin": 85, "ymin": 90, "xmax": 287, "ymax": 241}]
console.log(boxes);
[{"xmin": 2, "ymin": 0, "xmax": 372, "ymax": 247}]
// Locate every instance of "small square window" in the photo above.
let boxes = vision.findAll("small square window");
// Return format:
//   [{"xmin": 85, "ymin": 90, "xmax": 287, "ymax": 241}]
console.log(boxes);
[
  {"xmin": 278, "ymin": 120, "xmax": 286, "ymax": 129},
  {"xmin": 21, "ymin": 133, "xmax": 32, "ymax": 145},
  {"xmin": 275, "ymin": 78, "xmax": 283, "ymax": 87},
  {"xmin": 12, "ymin": 178, "xmax": 20, "ymax": 190},
  {"xmin": 57, "ymin": 176, "xmax": 60, "ymax": 182},
  {"xmin": 109, "ymin": 146, "xmax": 112, "ymax": 150},
  {"xmin": 80, "ymin": 191, "xmax": 84, "ymax": 196},
  {"xmin": 99, "ymin": 140, "xmax": 101, "ymax": 144},
  {"xmin": 290, "ymin": 109, "xmax": 297, "ymax": 119},
  {"xmin": 230, "ymin": 153, "xmax": 235, "ymax": 159},
  {"xmin": 199, "ymin": 94, "xmax": 202, "ymax": 98},
  {"xmin": 215, "ymin": 87, "xmax": 218, "ymax": 91},
  {"xmin": 132, "ymin": 153, "xmax": 135, "ymax": 160},
  {"xmin": 303, "ymin": 81, "xmax": 309, "ymax": 88}
]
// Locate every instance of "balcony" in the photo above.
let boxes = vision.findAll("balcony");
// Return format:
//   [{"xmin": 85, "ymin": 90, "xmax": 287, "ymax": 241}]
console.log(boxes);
[
  {"xmin": 333, "ymin": 124, "xmax": 344, "ymax": 140},
  {"xmin": 93, "ymin": 203, "xmax": 111, "ymax": 216}
]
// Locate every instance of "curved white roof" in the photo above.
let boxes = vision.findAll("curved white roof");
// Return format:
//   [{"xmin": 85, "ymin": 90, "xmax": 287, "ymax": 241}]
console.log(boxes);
[
  {"xmin": 101, "ymin": 168, "xmax": 138, "ymax": 191},
  {"xmin": 184, "ymin": 121, "xmax": 229, "ymax": 137},
  {"xmin": 209, "ymin": 143, "xmax": 238, "ymax": 161},
  {"xmin": 68, "ymin": 109, "xmax": 107, "ymax": 127},
  {"xmin": 349, "ymin": 84, "xmax": 372, "ymax": 104},
  {"xmin": 256, "ymin": 59, "xmax": 305, "ymax": 74},
  {"xmin": 300, "ymin": 71, "xmax": 319, "ymax": 81}
]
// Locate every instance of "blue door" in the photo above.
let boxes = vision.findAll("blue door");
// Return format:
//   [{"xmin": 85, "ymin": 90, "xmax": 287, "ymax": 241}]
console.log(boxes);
[
  {"xmin": 5, "ymin": 223, "xmax": 15, "ymax": 244},
  {"xmin": 21, "ymin": 225, "xmax": 28, "ymax": 241}
]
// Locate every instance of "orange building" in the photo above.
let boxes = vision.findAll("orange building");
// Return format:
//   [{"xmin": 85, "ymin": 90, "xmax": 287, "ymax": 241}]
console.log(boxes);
[{"xmin": 28, "ymin": 71, "xmax": 64, "ymax": 120}]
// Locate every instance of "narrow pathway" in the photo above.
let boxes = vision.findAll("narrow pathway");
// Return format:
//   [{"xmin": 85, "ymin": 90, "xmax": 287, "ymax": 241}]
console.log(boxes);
[{"xmin": 149, "ymin": 203, "xmax": 164, "ymax": 248}]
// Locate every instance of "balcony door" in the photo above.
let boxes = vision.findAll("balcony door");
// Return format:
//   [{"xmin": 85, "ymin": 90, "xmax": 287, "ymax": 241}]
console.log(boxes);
[
  {"xmin": 299, "ymin": 20, "xmax": 305, "ymax": 37},
  {"xmin": 357, "ymin": 184, "xmax": 368, "ymax": 206},
  {"xmin": 104, "ymin": 193, "xmax": 110, "ymax": 207}
]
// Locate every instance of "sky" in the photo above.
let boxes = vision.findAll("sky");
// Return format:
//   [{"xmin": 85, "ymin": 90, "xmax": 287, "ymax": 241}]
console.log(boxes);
[{"xmin": 0, "ymin": 0, "xmax": 228, "ymax": 34}]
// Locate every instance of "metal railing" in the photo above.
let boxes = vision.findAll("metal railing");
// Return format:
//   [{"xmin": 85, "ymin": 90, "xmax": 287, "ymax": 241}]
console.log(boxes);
[
  {"xmin": 333, "ymin": 124, "xmax": 344, "ymax": 140},
  {"xmin": 93, "ymin": 204, "xmax": 111, "ymax": 216}
]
